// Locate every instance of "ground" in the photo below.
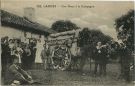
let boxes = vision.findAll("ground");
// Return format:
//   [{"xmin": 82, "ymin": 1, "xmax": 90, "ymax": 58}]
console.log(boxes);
[{"xmin": 24, "ymin": 63, "xmax": 134, "ymax": 86}]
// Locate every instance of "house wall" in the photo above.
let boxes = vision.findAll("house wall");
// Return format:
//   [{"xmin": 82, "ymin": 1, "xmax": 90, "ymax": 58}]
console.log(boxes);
[
  {"xmin": 0, "ymin": 26, "xmax": 23, "ymax": 39},
  {"xmin": 0, "ymin": 26, "xmax": 46, "ymax": 41}
]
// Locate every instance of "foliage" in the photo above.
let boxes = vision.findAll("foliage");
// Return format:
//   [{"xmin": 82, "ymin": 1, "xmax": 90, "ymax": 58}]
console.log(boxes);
[
  {"xmin": 78, "ymin": 27, "xmax": 112, "ymax": 47},
  {"xmin": 51, "ymin": 20, "xmax": 79, "ymax": 32},
  {"xmin": 115, "ymin": 9, "xmax": 134, "ymax": 51}
]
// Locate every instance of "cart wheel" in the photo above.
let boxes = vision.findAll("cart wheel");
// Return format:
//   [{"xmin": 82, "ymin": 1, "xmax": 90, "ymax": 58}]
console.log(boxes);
[{"xmin": 52, "ymin": 46, "xmax": 71, "ymax": 70}]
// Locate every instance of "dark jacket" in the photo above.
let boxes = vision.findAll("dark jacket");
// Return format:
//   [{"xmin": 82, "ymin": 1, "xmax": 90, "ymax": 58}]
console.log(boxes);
[{"xmin": 94, "ymin": 46, "xmax": 108, "ymax": 62}]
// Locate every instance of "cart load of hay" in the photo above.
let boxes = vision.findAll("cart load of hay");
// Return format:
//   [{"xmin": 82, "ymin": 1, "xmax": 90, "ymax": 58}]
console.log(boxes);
[{"xmin": 46, "ymin": 30, "xmax": 80, "ymax": 70}]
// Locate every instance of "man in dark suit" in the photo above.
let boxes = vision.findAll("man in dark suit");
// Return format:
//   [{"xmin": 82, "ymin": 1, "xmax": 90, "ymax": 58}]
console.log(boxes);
[{"xmin": 94, "ymin": 42, "xmax": 108, "ymax": 76}]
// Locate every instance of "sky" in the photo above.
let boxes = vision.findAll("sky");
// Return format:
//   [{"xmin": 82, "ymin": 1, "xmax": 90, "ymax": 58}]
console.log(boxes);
[{"xmin": 1, "ymin": 0, "xmax": 134, "ymax": 40}]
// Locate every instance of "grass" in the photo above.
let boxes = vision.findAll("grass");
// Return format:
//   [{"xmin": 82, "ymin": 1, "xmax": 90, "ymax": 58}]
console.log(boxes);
[
  {"xmin": 2, "ymin": 63, "xmax": 134, "ymax": 86},
  {"xmin": 28, "ymin": 63, "xmax": 133, "ymax": 86}
]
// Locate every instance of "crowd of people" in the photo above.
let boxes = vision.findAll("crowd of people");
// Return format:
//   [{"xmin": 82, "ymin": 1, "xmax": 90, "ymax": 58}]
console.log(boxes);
[
  {"xmin": 1, "ymin": 36, "xmax": 41, "ymax": 85},
  {"xmin": 1, "ymin": 36, "xmax": 37, "ymax": 74},
  {"xmin": 1, "ymin": 36, "xmax": 134, "ymax": 85}
]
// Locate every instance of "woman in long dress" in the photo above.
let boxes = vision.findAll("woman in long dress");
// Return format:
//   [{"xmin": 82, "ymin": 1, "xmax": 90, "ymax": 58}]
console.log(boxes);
[{"xmin": 35, "ymin": 40, "xmax": 44, "ymax": 63}]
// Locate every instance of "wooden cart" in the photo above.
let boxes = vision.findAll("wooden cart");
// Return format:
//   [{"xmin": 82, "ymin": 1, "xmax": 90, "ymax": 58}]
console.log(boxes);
[{"xmin": 46, "ymin": 30, "xmax": 80, "ymax": 70}]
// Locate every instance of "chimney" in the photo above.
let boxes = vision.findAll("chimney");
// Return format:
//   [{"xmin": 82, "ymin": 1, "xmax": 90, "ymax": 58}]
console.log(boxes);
[{"xmin": 24, "ymin": 7, "xmax": 35, "ymax": 21}]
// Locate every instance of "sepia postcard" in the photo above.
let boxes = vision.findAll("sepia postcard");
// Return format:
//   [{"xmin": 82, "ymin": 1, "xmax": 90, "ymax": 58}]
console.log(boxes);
[{"xmin": 0, "ymin": 0, "xmax": 134, "ymax": 86}]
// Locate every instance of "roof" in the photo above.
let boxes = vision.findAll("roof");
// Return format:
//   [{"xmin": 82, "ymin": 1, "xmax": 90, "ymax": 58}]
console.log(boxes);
[{"xmin": 1, "ymin": 10, "xmax": 56, "ymax": 35}]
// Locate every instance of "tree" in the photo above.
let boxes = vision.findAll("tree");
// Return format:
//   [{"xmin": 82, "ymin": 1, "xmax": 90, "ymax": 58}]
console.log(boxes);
[
  {"xmin": 77, "ymin": 27, "xmax": 112, "ymax": 59},
  {"xmin": 77, "ymin": 28, "xmax": 112, "ymax": 72},
  {"xmin": 115, "ymin": 10, "xmax": 134, "ymax": 82},
  {"xmin": 51, "ymin": 20, "xmax": 79, "ymax": 32},
  {"xmin": 115, "ymin": 9, "xmax": 134, "ymax": 52},
  {"xmin": 78, "ymin": 27, "xmax": 112, "ymax": 47}
]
